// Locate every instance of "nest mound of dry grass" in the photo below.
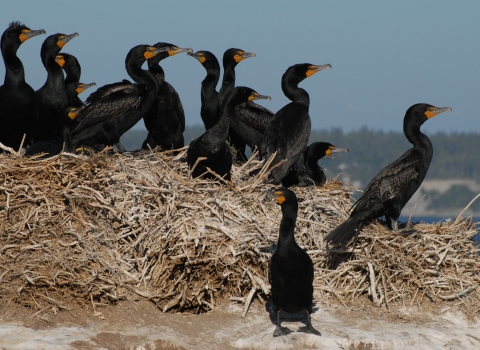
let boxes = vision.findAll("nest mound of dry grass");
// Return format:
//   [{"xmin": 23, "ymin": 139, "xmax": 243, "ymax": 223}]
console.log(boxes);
[{"xmin": 0, "ymin": 146, "xmax": 479, "ymax": 318}]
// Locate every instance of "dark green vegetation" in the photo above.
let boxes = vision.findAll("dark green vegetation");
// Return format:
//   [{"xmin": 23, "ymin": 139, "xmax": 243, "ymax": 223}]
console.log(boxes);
[{"xmin": 123, "ymin": 126, "xmax": 478, "ymax": 182}]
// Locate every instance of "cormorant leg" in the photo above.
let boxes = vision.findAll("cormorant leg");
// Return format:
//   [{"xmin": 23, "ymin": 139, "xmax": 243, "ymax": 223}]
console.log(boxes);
[
  {"xmin": 391, "ymin": 219, "xmax": 398, "ymax": 231},
  {"xmin": 273, "ymin": 309, "xmax": 283, "ymax": 337},
  {"xmin": 306, "ymin": 309, "xmax": 312, "ymax": 332},
  {"xmin": 115, "ymin": 142, "xmax": 127, "ymax": 153}
]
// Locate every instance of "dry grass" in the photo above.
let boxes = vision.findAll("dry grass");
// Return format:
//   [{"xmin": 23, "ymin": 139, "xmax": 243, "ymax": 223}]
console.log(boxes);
[{"xmin": 0, "ymin": 145, "xmax": 479, "ymax": 319}]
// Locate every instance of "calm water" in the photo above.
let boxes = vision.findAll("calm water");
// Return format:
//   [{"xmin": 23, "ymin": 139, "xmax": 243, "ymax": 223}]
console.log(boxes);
[{"xmin": 399, "ymin": 215, "xmax": 480, "ymax": 243}]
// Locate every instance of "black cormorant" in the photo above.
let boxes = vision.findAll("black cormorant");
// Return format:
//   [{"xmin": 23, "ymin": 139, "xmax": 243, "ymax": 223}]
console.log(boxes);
[
  {"xmin": 267, "ymin": 189, "xmax": 315, "ymax": 336},
  {"xmin": 0, "ymin": 22, "xmax": 45, "ymax": 149},
  {"xmin": 34, "ymin": 32, "xmax": 78, "ymax": 151},
  {"xmin": 187, "ymin": 86, "xmax": 270, "ymax": 180},
  {"xmin": 261, "ymin": 63, "xmax": 332, "ymax": 184},
  {"xmin": 218, "ymin": 48, "xmax": 273, "ymax": 161},
  {"xmin": 325, "ymin": 104, "xmax": 452, "ymax": 246},
  {"xmin": 24, "ymin": 106, "xmax": 83, "ymax": 157},
  {"xmin": 71, "ymin": 45, "xmax": 169, "ymax": 153},
  {"xmin": 141, "ymin": 43, "xmax": 192, "ymax": 151},
  {"xmin": 187, "ymin": 50, "xmax": 220, "ymax": 130},
  {"xmin": 55, "ymin": 53, "xmax": 95, "ymax": 107},
  {"xmin": 282, "ymin": 142, "xmax": 349, "ymax": 187}
]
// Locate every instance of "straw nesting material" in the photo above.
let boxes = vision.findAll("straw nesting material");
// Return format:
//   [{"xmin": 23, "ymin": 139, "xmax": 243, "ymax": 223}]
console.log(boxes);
[{"xmin": 0, "ymin": 145, "xmax": 479, "ymax": 318}]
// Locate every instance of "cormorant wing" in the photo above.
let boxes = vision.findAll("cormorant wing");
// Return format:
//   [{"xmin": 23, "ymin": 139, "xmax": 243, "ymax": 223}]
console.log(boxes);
[
  {"xmin": 235, "ymin": 101, "xmax": 274, "ymax": 133},
  {"xmin": 73, "ymin": 81, "xmax": 147, "ymax": 134},
  {"xmin": 352, "ymin": 149, "xmax": 421, "ymax": 213},
  {"xmin": 262, "ymin": 106, "xmax": 311, "ymax": 182}
]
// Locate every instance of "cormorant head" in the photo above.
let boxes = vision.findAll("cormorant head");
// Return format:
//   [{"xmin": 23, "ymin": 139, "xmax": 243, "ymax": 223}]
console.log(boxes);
[
  {"xmin": 65, "ymin": 105, "xmax": 84, "ymax": 120},
  {"xmin": 41, "ymin": 33, "xmax": 78, "ymax": 60},
  {"xmin": 145, "ymin": 42, "xmax": 192, "ymax": 65},
  {"xmin": 75, "ymin": 82, "xmax": 96, "ymax": 95},
  {"xmin": 283, "ymin": 63, "xmax": 332, "ymax": 85},
  {"xmin": 226, "ymin": 86, "xmax": 271, "ymax": 108},
  {"xmin": 125, "ymin": 45, "xmax": 169, "ymax": 66},
  {"xmin": 404, "ymin": 104, "xmax": 452, "ymax": 128},
  {"xmin": 1, "ymin": 22, "xmax": 45, "ymax": 51},
  {"xmin": 55, "ymin": 54, "xmax": 66, "ymax": 67},
  {"xmin": 223, "ymin": 48, "xmax": 255, "ymax": 68},
  {"xmin": 266, "ymin": 189, "xmax": 299, "ymax": 214},
  {"xmin": 188, "ymin": 50, "xmax": 220, "ymax": 71},
  {"xmin": 307, "ymin": 142, "xmax": 349, "ymax": 161}
]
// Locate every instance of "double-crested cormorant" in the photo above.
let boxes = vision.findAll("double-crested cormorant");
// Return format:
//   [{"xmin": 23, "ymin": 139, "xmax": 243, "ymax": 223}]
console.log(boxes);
[
  {"xmin": 55, "ymin": 53, "xmax": 95, "ymax": 107},
  {"xmin": 218, "ymin": 48, "xmax": 273, "ymax": 161},
  {"xmin": 267, "ymin": 189, "xmax": 315, "ymax": 336},
  {"xmin": 187, "ymin": 86, "xmax": 270, "ymax": 180},
  {"xmin": 0, "ymin": 22, "xmax": 45, "ymax": 149},
  {"xmin": 24, "ymin": 106, "xmax": 83, "ymax": 157},
  {"xmin": 187, "ymin": 50, "xmax": 220, "ymax": 130},
  {"xmin": 325, "ymin": 104, "xmax": 452, "ymax": 246},
  {"xmin": 282, "ymin": 142, "xmax": 349, "ymax": 187},
  {"xmin": 261, "ymin": 63, "xmax": 332, "ymax": 184},
  {"xmin": 71, "ymin": 45, "xmax": 169, "ymax": 153},
  {"xmin": 35, "ymin": 32, "xmax": 78, "ymax": 151},
  {"xmin": 141, "ymin": 43, "xmax": 191, "ymax": 151}
]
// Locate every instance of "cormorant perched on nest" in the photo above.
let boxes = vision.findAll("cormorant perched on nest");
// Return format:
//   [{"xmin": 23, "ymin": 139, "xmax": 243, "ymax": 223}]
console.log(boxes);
[
  {"xmin": 267, "ymin": 189, "xmax": 316, "ymax": 336},
  {"xmin": 55, "ymin": 53, "xmax": 95, "ymax": 107},
  {"xmin": 24, "ymin": 106, "xmax": 83, "ymax": 157},
  {"xmin": 282, "ymin": 142, "xmax": 349, "ymax": 187},
  {"xmin": 35, "ymin": 32, "xmax": 78, "ymax": 150},
  {"xmin": 218, "ymin": 48, "xmax": 273, "ymax": 161},
  {"xmin": 325, "ymin": 104, "xmax": 452, "ymax": 246},
  {"xmin": 187, "ymin": 86, "xmax": 270, "ymax": 180},
  {"xmin": 71, "ymin": 44, "xmax": 170, "ymax": 153},
  {"xmin": 187, "ymin": 50, "xmax": 221, "ymax": 130},
  {"xmin": 141, "ymin": 43, "xmax": 192, "ymax": 151},
  {"xmin": 261, "ymin": 63, "xmax": 331, "ymax": 184},
  {"xmin": 0, "ymin": 22, "xmax": 45, "ymax": 150}
]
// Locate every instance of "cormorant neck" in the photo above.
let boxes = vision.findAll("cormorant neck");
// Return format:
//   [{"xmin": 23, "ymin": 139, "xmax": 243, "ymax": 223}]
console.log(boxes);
[
  {"xmin": 404, "ymin": 117, "xmax": 431, "ymax": 152},
  {"xmin": 148, "ymin": 63, "xmax": 165, "ymax": 80},
  {"xmin": 40, "ymin": 48, "xmax": 66, "ymax": 96},
  {"xmin": 305, "ymin": 156, "xmax": 326, "ymax": 185},
  {"xmin": 278, "ymin": 204, "xmax": 298, "ymax": 246},
  {"xmin": 1, "ymin": 40, "xmax": 24, "ymax": 86},
  {"xmin": 202, "ymin": 64, "xmax": 220, "ymax": 96},
  {"xmin": 200, "ymin": 64, "xmax": 220, "ymax": 129},
  {"xmin": 127, "ymin": 59, "xmax": 158, "ymax": 109},
  {"xmin": 219, "ymin": 64, "xmax": 236, "ymax": 105},
  {"xmin": 64, "ymin": 65, "xmax": 80, "ymax": 85},
  {"xmin": 281, "ymin": 74, "xmax": 309, "ymax": 107}
]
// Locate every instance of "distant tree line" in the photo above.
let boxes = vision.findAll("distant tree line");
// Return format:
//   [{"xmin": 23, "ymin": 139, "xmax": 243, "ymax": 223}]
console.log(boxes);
[{"xmin": 121, "ymin": 126, "xmax": 480, "ymax": 187}]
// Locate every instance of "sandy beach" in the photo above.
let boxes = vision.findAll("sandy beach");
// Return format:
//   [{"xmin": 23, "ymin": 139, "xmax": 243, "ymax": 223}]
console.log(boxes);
[{"xmin": 1, "ymin": 297, "xmax": 479, "ymax": 350}]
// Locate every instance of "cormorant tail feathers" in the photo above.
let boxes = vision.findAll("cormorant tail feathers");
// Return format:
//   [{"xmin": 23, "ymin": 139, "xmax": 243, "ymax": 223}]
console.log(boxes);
[{"xmin": 325, "ymin": 217, "xmax": 360, "ymax": 246}]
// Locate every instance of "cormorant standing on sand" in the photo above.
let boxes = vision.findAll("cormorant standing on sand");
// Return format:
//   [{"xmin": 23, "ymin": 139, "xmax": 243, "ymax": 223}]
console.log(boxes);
[
  {"xmin": 267, "ymin": 189, "xmax": 316, "ymax": 336},
  {"xmin": 325, "ymin": 104, "xmax": 452, "ymax": 246}
]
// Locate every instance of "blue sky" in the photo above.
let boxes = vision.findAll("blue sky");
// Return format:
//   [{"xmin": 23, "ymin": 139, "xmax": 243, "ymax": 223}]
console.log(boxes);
[{"xmin": 1, "ymin": 1, "xmax": 478, "ymax": 133}]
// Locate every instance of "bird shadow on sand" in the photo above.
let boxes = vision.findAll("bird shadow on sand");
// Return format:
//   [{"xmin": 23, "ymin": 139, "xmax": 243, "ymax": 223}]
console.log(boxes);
[{"xmin": 265, "ymin": 299, "xmax": 321, "ymax": 337}]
